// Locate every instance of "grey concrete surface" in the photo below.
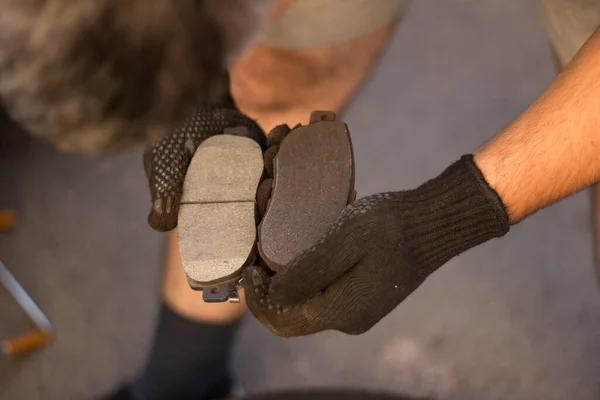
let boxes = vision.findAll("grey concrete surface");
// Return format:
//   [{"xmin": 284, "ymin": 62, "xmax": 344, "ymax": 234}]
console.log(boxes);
[{"xmin": 1, "ymin": 0, "xmax": 600, "ymax": 399}]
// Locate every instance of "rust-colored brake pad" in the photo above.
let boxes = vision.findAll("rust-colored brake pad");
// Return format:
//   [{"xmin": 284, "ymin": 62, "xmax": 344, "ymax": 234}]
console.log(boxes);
[{"xmin": 258, "ymin": 111, "xmax": 355, "ymax": 271}]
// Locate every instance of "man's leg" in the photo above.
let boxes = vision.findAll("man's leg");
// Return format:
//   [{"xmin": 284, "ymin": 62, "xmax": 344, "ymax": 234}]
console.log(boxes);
[
  {"xmin": 538, "ymin": 0, "xmax": 600, "ymax": 284},
  {"xmin": 104, "ymin": 1, "xmax": 403, "ymax": 399},
  {"xmin": 231, "ymin": 0, "xmax": 404, "ymax": 131},
  {"xmin": 117, "ymin": 231, "xmax": 245, "ymax": 400}
]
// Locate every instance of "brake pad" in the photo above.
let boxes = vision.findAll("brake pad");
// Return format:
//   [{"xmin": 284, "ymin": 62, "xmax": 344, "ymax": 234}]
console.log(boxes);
[
  {"xmin": 178, "ymin": 132, "xmax": 264, "ymax": 302},
  {"xmin": 258, "ymin": 111, "xmax": 355, "ymax": 271}
]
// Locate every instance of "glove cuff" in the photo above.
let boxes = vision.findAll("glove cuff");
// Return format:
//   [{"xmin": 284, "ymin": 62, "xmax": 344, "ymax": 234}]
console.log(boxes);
[{"xmin": 404, "ymin": 154, "xmax": 510, "ymax": 270}]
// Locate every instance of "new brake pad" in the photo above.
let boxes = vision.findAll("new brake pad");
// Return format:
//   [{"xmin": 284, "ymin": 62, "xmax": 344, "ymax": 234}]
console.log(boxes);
[
  {"xmin": 258, "ymin": 111, "xmax": 355, "ymax": 271},
  {"xmin": 178, "ymin": 133, "xmax": 264, "ymax": 302}
]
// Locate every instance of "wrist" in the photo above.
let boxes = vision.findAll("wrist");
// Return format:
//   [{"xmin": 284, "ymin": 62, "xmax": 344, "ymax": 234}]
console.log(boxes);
[
  {"xmin": 402, "ymin": 155, "xmax": 509, "ymax": 267},
  {"xmin": 473, "ymin": 150, "xmax": 522, "ymax": 224},
  {"xmin": 473, "ymin": 128, "xmax": 540, "ymax": 224}
]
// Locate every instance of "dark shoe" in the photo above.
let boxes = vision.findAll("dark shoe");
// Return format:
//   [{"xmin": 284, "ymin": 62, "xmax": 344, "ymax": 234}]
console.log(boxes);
[
  {"xmin": 98, "ymin": 387, "xmax": 135, "ymax": 400},
  {"xmin": 99, "ymin": 375, "xmax": 231, "ymax": 400}
]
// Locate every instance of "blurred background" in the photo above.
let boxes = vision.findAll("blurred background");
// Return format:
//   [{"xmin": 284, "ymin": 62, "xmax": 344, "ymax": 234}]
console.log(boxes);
[{"xmin": 1, "ymin": 0, "xmax": 600, "ymax": 399}]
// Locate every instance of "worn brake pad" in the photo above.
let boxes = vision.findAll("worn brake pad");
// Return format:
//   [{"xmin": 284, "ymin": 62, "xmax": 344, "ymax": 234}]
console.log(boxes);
[
  {"xmin": 258, "ymin": 111, "xmax": 355, "ymax": 271},
  {"xmin": 178, "ymin": 133, "xmax": 264, "ymax": 301}
]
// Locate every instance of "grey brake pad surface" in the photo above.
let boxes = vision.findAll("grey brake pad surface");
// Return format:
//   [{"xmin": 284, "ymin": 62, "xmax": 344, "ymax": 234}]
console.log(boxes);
[
  {"xmin": 178, "ymin": 134, "xmax": 263, "ymax": 289},
  {"xmin": 258, "ymin": 111, "xmax": 355, "ymax": 271}
]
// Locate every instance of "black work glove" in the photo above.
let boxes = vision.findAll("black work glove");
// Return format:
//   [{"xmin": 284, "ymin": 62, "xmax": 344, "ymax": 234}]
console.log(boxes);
[
  {"xmin": 254, "ymin": 124, "xmax": 293, "ymax": 219},
  {"xmin": 143, "ymin": 75, "xmax": 267, "ymax": 232},
  {"xmin": 243, "ymin": 155, "xmax": 510, "ymax": 337}
]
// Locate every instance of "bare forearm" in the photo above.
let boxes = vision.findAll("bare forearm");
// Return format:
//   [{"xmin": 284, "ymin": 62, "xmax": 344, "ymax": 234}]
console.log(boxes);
[{"xmin": 475, "ymin": 27, "xmax": 600, "ymax": 223}]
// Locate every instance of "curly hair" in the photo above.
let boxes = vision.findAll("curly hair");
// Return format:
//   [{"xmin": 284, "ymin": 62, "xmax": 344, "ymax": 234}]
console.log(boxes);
[{"xmin": 0, "ymin": 0, "xmax": 273, "ymax": 154}]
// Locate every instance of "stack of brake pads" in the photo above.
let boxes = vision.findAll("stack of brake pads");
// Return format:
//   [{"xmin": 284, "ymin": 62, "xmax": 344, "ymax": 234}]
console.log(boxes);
[{"xmin": 178, "ymin": 111, "xmax": 355, "ymax": 302}]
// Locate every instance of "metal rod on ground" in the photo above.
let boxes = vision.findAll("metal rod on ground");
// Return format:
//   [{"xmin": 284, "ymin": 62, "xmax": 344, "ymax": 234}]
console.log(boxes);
[
  {"xmin": 0, "ymin": 210, "xmax": 16, "ymax": 231},
  {"xmin": 0, "ymin": 261, "xmax": 53, "ymax": 356}
]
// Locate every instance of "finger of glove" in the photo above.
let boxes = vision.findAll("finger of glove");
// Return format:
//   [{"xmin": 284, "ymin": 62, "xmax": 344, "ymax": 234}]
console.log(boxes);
[
  {"xmin": 269, "ymin": 210, "xmax": 365, "ymax": 306},
  {"xmin": 148, "ymin": 194, "xmax": 181, "ymax": 232},
  {"xmin": 263, "ymin": 146, "xmax": 279, "ymax": 178},
  {"xmin": 243, "ymin": 265, "xmax": 326, "ymax": 337},
  {"xmin": 319, "ymin": 265, "xmax": 423, "ymax": 335},
  {"xmin": 301, "ymin": 269, "xmax": 386, "ymax": 335},
  {"xmin": 244, "ymin": 265, "xmax": 377, "ymax": 337},
  {"xmin": 145, "ymin": 140, "xmax": 192, "ymax": 232},
  {"xmin": 256, "ymin": 178, "xmax": 273, "ymax": 218},
  {"xmin": 146, "ymin": 144, "xmax": 189, "ymax": 232},
  {"xmin": 143, "ymin": 145, "xmax": 154, "ymax": 180},
  {"xmin": 267, "ymin": 124, "xmax": 291, "ymax": 148}
]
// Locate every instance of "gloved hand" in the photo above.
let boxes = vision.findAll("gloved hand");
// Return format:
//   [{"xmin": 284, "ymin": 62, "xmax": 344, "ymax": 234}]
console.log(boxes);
[
  {"xmin": 243, "ymin": 155, "xmax": 510, "ymax": 337},
  {"xmin": 143, "ymin": 83, "xmax": 270, "ymax": 232}
]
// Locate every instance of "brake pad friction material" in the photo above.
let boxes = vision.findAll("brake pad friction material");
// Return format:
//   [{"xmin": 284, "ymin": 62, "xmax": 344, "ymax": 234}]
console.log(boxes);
[
  {"xmin": 178, "ymin": 134, "xmax": 264, "ymax": 287},
  {"xmin": 258, "ymin": 112, "xmax": 355, "ymax": 271},
  {"xmin": 180, "ymin": 134, "xmax": 264, "ymax": 204}
]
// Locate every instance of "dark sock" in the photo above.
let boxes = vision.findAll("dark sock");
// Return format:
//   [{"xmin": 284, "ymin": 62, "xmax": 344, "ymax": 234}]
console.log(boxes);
[{"xmin": 129, "ymin": 303, "xmax": 240, "ymax": 400}]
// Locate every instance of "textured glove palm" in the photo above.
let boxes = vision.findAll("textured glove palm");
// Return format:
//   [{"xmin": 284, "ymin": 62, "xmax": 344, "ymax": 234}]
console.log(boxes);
[{"xmin": 243, "ymin": 156, "xmax": 510, "ymax": 337}]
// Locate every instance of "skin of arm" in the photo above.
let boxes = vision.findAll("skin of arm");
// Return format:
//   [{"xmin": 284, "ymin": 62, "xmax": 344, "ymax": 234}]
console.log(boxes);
[{"xmin": 474, "ymin": 27, "xmax": 600, "ymax": 223}]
